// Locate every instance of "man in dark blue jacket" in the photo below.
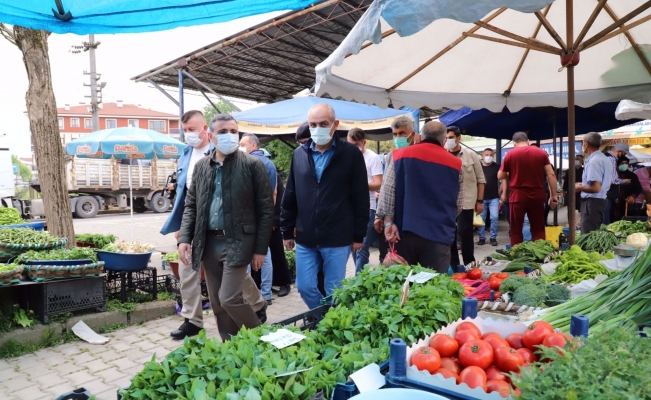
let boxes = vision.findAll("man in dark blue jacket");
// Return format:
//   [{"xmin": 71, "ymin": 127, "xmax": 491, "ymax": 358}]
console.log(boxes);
[
  {"xmin": 281, "ymin": 103, "xmax": 369, "ymax": 310},
  {"xmin": 377, "ymin": 121, "xmax": 463, "ymax": 273}
]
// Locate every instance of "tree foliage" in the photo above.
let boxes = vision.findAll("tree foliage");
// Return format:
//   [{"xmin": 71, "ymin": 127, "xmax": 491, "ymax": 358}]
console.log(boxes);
[
  {"xmin": 203, "ymin": 100, "xmax": 238, "ymax": 124},
  {"xmin": 263, "ymin": 141, "xmax": 294, "ymax": 180},
  {"xmin": 11, "ymin": 155, "xmax": 32, "ymax": 182}
]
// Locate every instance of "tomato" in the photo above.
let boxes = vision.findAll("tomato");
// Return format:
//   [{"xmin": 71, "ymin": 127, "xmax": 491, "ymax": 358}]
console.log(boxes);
[
  {"xmin": 458, "ymin": 339, "xmax": 494, "ymax": 370},
  {"xmin": 457, "ymin": 366, "xmax": 487, "ymax": 391},
  {"xmin": 430, "ymin": 334, "xmax": 459, "ymax": 358},
  {"xmin": 411, "ymin": 346, "xmax": 441, "ymax": 374},
  {"xmin": 467, "ymin": 268, "xmax": 483, "ymax": 280},
  {"xmin": 454, "ymin": 329, "xmax": 479, "ymax": 347},
  {"xmin": 452, "ymin": 273, "xmax": 467, "ymax": 280},
  {"xmin": 439, "ymin": 357, "xmax": 462, "ymax": 375},
  {"xmin": 483, "ymin": 334, "xmax": 510, "ymax": 352},
  {"xmin": 505, "ymin": 333, "xmax": 524, "ymax": 349},
  {"xmin": 494, "ymin": 347, "xmax": 526, "ymax": 373},
  {"xmin": 481, "ymin": 332, "xmax": 498, "ymax": 340},
  {"xmin": 542, "ymin": 333, "xmax": 572, "ymax": 349},
  {"xmin": 486, "ymin": 380, "xmax": 511, "ymax": 397},
  {"xmin": 515, "ymin": 271, "xmax": 527, "ymax": 276},
  {"xmin": 436, "ymin": 367, "xmax": 459, "ymax": 380},
  {"xmin": 456, "ymin": 321, "xmax": 482, "ymax": 338},
  {"xmin": 485, "ymin": 366, "xmax": 506, "ymax": 382},
  {"xmin": 489, "ymin": 278, "xmax": 503, "ymax": 291},
  {"xmin": 496, "ymin": 272, "xmax": 509, "ymax": 280},
  {"xmin": 523, "ymin": 321, "xmax": 555, "ymax": 351},
  {"xmin": 516, "ymin": 348, "xmax": 535, "ymax": 364}
]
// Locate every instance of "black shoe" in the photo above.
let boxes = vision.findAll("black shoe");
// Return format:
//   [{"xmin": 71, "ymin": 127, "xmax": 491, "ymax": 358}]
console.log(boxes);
[
  {"xmin": 256, "ymin": 302, "xmax": 268, "ymax": 324},
  {"xmin": 277, "ymin": 285, "xmax": 291, "ymax": 297},
  {"xmin": 490, "ymin": 239, "xmax": 498, "ymax": 246},
  {"xmin": 478, "ymin": 239, "xmax": 486, "ymax": 246},
  {"xmin": 266, "ymin": 299, "xmax": 273, "ymax": 306},
  {"xmin": 170, "ymin": 318, "xmax": 201, "ymax": 340}
]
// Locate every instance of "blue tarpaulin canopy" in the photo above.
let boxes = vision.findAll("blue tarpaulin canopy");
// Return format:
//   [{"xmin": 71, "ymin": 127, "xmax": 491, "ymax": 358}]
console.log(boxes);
[
  {"xmin": 232, "ymin": 97, "xmax": 418, "ymax": 141},
  {"xmin": 438, "ymin": 103, "xmax": 640, "ymax": 141},
  {"xmin": 0, "ymin": 0, "xmax": 318, "ymax": 34}
]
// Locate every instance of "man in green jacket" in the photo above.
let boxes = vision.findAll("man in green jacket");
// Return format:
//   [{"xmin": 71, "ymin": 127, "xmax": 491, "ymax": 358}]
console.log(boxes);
[{"xmin": 178, "ymin": 114, "xmax": 274, "ymax": 341}]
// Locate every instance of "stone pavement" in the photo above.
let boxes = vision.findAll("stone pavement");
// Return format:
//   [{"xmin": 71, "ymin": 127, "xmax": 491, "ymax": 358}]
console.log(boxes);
[{"xmin": 0, "ymin": 212, "xmax": 568, "ymax": 399}]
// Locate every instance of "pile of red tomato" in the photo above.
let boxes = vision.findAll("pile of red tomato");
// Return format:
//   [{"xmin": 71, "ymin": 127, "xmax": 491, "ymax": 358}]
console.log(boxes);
[{"xmin": 410, "ymin": 320, "xmax": 574, "ymax": 398}]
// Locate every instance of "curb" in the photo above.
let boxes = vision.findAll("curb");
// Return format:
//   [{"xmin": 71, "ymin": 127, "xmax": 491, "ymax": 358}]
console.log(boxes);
[{"xmin": 0, "ymin": 301, "xmax": 177, "ymax": 349}]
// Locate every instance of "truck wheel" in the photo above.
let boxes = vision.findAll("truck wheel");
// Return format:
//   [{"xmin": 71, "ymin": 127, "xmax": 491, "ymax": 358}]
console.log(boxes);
[
  {"xmin": 149, "ymin": 192, "xmax": 171, "ymax": 213},
  {"xmin": 74, "ymin": 196, "xmax": 99, "ymax": 218},
  {"xmin": 133, "ymin": 198, "xmax": 147, "ymax": 213}
]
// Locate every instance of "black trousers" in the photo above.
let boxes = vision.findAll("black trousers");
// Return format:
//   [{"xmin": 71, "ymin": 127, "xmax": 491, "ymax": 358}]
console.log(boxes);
[
  {"xmin": 581, "ymin": 198, "xmax": 607, "ymax": 234},
  {"xmin": 396, "ymin": 231, "xmax": 451, "ymax": 274},
  {"xmin": 269, "ymin": 227, "xmax": 292, "ymax": 287},
  {"xmin": 378, "ymin": 230, "xmax": 388, "ymax": 264},
  {"xmin": 450, "ymin": 209, "xmax": 476, "ymax": 267}
]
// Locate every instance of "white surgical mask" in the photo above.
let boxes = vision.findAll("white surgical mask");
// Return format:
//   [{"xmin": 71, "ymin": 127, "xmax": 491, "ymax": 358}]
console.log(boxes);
[
  {"xmin": 445, "ymin": 138, "xmax": 457, "ymax": 150},
  {"xmin": 185, "ymin": 131, "xmax": 203, "ymax": 148},
  {"xmin": 484, "ymin": 156, "xmax": 494, "ymax": 164},
  {"xmin": 575, "ymin": 161, "xmax": 581, "ymax": 166},
  {"xmin": 238, "ymin": 146, "xmax": 248, "ymax": 153},
  {"xmin": 214, "ymin": 133, "xmax": 239, "ymax": 155},
  {"xmin": 310, "ymin": 125, "xmax": 333, "ymax": 146}
]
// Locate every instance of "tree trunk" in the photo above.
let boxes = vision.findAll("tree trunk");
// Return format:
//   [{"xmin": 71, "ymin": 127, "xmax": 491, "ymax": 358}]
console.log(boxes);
[{"xmin": 13, "ymin": 27, "xmax": 75, "ymax": 246}]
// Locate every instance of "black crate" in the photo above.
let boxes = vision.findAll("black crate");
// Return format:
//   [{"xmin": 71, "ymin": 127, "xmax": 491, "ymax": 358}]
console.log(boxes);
[
  {"xmin": 21, "ymin": 277, "xmax": 106, "ymax": 323},
  {"xmin": 164, "ymin": 274, "xmax": 209, "ymax": 306},
  {"xmin": 104, "ymin": 267, "xmax": 157, "ymax": 303},
  {"xmin": 272, "ymin": 303, "xmax": 332, "ymax": 331}
]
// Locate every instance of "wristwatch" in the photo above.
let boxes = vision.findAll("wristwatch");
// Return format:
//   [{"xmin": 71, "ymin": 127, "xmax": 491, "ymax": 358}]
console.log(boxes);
[
  {"xmin": 384, "ymin": 222, "xmax": 393, "ymax": 228},
  {"xmin": 476, "ymin": 199, "xmax": 483, "ymax": 203}
]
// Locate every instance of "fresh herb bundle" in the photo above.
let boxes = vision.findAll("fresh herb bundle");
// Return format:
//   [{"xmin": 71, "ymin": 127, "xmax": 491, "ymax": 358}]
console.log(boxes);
[
  {"xmin": 75, "ymin": 233, "xmax": 116, "ymax": 248},
  {"xmin": 0, "ymin": 208, "xmax": 24, "ymax": 226},
  {"xmin": 513, "ymin": 325, "xmax": 651, "ymax": 399}
]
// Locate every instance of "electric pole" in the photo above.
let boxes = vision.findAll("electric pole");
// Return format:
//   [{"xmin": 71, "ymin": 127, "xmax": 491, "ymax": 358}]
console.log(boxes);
[{"xmin": 71, "ymin": 34, "xmax": 105, "ymax": 132}]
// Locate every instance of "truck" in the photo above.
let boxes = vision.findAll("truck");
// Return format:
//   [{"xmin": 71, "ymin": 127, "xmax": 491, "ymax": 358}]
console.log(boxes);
[{"xmin": 0, "ymin": 134, "xmax": 177, "ymax": 219}]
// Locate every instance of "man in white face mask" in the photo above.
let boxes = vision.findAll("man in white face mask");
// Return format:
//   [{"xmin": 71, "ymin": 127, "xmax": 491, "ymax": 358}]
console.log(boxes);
[
  {"xmin": 445, "ymin": 126, "xmax": 486, "ymax": 267},
  {"xmin": 477, "ymin": 148, "xmax": 500, "ymax": 247},
  {"xmin": 281, "ymin": 103, "xmax": 369, "ymax": 310},
  {"xmin": 177, "ymin": 114, "xmax": 274, "ymax": 342}
]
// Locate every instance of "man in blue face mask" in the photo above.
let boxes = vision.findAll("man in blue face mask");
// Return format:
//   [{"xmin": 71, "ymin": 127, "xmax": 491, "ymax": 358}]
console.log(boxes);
[
  {"xmin": 177, "ymin": 114, "xmax": 274, "ymax": 342},
  {"xmin": 281, "ymin": 103, "xmax": 369, "ymax": 310}
]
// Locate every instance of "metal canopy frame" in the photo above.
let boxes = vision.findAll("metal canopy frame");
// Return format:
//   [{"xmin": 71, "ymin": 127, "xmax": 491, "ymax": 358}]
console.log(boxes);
[{"xmin": 132, "ymin": 0, "xmax": 373, "ymax": 105}]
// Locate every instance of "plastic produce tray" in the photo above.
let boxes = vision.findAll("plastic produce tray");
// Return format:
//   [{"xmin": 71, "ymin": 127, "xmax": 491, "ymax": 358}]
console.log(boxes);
[
  {"xmin": 20, "ymin": 276, "xmax": 106, "ymax": 323},
  {"xmin": 104, "ymin": 267, "xmax": 157, "ymax": 303}
]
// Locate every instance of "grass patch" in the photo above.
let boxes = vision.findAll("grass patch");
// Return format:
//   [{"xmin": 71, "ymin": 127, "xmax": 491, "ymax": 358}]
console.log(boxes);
[
  {"xmin": 99, "ymin": 323, "xmax": 127, "ymax": 334},
  {"xmin": 0, "ymin": 329, "xmax": 78, "ymax": 359}
]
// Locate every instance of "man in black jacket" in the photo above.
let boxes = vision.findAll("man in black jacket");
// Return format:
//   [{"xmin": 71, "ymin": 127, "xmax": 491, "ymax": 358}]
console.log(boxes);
[{"xmin": 281, "ymin": 103, "xmax": 369, "ymax": 310}]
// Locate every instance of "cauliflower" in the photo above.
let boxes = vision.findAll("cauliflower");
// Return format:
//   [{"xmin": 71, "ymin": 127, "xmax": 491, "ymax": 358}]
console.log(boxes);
[
  {"xmin": 103, "ymin": 239, "xmax": 154, "ymax": 254},
  {"xmin": 512, "ymin": 284, "xmax": 547, "ymax": 307}
]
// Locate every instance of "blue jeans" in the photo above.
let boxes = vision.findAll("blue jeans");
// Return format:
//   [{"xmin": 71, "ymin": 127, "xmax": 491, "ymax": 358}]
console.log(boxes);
[
  {"xmin": 248, "ymin": 248, "xmax": 273, "ymax": 301},
  {"xmin": 478, "ymin": 198, "xmax": 499, "ymax": 240},
  {"xmin": 354, "ymin": 209, "xmax": 376, "ymax": 274},
  {"xmin": 523, "ymin": 215, "xmax": 532, "ymax": 242},
  {"xmin": 295, "ymin": 243, "xmax": 350, "ymax": 310}
]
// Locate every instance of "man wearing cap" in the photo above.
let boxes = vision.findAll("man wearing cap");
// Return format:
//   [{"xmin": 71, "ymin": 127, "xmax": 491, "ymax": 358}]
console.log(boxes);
[{"xmin": 605, "ymin": 142, "xmax": 632, "ymax": 224}]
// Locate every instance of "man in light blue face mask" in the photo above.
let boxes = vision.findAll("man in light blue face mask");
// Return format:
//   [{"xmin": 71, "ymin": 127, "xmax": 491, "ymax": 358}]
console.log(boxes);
[
  {"xmin": 177, "ymin": 114, "xmax": 274, "ymax": 342},
  {"xmin": 281, "ymin": 103, "xmax": 370, "ymax": 310}
]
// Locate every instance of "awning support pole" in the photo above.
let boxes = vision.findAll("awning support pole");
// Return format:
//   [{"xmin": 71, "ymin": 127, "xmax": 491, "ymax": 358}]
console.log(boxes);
[
  {"xmin": 496, "ymin": 139, "xmax": 502, "ymax": 164},
  {"xmin": 146, "ymin": 79, "xmax": 179, "ymax": 107},
  {"xmin": 567, "ymin": 0, "xmax": 577, "ymax": 244},
  {"xmin": 553, "ymin": 116, "xmax": 558, "ymax": 226},
  {"xmin": 178, "ymin": 68, "xmax": 185, "ymax": 142},
  {"xmin": 278, "ymin": 138, "xmax": 297, "ymax": 150}
]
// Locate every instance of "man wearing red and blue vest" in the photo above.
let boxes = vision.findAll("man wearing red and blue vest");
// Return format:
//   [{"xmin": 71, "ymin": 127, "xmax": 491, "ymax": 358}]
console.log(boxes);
[{"xmin": 376, "ymin": 121, "xmax": 463, "ymax": 273}]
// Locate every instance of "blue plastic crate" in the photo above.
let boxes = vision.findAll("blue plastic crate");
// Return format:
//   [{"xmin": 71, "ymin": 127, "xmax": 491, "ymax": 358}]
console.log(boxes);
[
  {"xmin": 331, "ymin": 360, "xmax": 390, "ymax": 400},
  {"xmin": 0, "ymin": 221, "xmax": 46, "ymax": 231}
]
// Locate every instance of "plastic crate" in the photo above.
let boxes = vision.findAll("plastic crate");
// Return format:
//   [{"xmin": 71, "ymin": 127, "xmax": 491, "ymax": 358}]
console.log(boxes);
[
  {"xmin": 331, "ymin": 361, "xmax": 390, "ymax": 400},
  {"xmin": 272, "ymin": 303, "xmax": 332, "ymax": 331},
  {"xmin": 20, "ymin": 276, "xmax": 106, "ymax": 323},
  {"xmin": 0, "ymin": 221, "xmax": 46, "ymax": 231},
  {"xmin": 164, "ymin": 274, "xmax": 209, "ymax": 306},
  {"xmin": 104, "ymin": 267, "xmax": 157, "ymax": 303},
  {"xmin": 56, "ymin": 387, "xmax": 93, "ymax": 400}
]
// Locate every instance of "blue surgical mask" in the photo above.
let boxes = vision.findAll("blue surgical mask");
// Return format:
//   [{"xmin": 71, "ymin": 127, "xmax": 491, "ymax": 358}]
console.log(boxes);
[
  {"xmin": 214, "ymin": 133, "xmax": 239, "ymax": 155},
  {"xmin": 185, "ymin": 129, "xmax": 204, "ymax": 147},
  {"xmin": 309, "ymin": 125, "xmax": 333, "ymax": 146},
  {"xmin": 619, "ymin": 164, "xmax": 629, "ymax": 172}
]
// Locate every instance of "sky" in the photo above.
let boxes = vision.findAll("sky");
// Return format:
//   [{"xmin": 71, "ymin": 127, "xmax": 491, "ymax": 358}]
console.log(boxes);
[{"xmin": 0, "ymin": 11, "xmax": 283, "ymax": 158}]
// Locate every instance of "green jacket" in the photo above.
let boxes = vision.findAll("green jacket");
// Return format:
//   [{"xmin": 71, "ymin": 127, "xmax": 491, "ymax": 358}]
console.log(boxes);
[{"xmin": 178, "ymin": 149, "xmax": 274, "ymax": 271}]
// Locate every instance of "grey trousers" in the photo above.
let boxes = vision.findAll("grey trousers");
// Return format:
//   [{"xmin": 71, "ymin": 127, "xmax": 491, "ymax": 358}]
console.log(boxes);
[
  {"xmin": 202, "ymin": 234, "xmax": 263, "ymax": 341},
  {"xmin": 581, "ymin": 198, "xmax": 607, "ymax": 235},
  {"xmin": 179, "ymin": 259, "xmax": 264, "ymax": 329}
]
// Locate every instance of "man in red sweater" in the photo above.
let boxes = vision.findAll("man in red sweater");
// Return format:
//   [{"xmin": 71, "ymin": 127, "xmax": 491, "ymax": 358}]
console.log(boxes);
[{"xmin": 498, "ymin": 132, "xmax": 559, "ymax": 246}]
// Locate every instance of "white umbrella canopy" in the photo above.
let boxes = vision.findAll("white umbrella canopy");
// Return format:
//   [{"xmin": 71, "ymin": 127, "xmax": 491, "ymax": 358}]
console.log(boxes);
[{"xmin": 316, "ymin": 0, "xmax": 651, "ymax": 112}]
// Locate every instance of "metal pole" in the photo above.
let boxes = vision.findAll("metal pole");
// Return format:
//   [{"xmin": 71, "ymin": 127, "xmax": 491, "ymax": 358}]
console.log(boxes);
[
  {"xmin": 496, "ymin": 139, "xmax": 502, "ymax": 164},
  {"xmin": 129, "ymin": 158, "xmax": 134, "ymax": 242},
  {"xmin": 178, "ymin": 68, "xmax": 185, "ymax": 142},
  {"xmin": 552, "ymin": 116, "xmax": 558, "ymax": 226},
  {"xmin": 567, "ymin": 0, "xmax": 577, "ymax": 244},
  {"xmin": 89, "ymin": 34, "xmax": 100, "ymax": 132}
]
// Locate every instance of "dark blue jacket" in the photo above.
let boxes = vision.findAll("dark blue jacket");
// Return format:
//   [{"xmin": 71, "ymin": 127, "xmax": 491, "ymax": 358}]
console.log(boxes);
[
  {"xmin": 393, "ymin": 140, "xmax": 461, "ymax": 246},
  {"xmin": 281, "ymin": 138, "xmax": 369, "ymax": 247}
]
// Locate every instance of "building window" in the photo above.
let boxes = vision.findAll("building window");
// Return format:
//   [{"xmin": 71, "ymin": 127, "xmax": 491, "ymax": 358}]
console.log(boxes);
[
  {"xmin": 148, "ymin": 120, "xmax": 166, "ymax": 132},
  {"xmin": 128, "ymin": 119, "xmax": 139, "ymax": 128},
  {"xmin": 70, "ymin": 118, "xmax": 80, "ymax": 128},
  {"xmin": 58, "ymin": 118, "xmax": 64, "ymax": 129},
  {"xmin": 84, "ymin": 118, "xmax": 92, "ymax": 129},
  {"xmin": 106, "ymin": 119, "xmax": 117, "ymax": 129}
]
